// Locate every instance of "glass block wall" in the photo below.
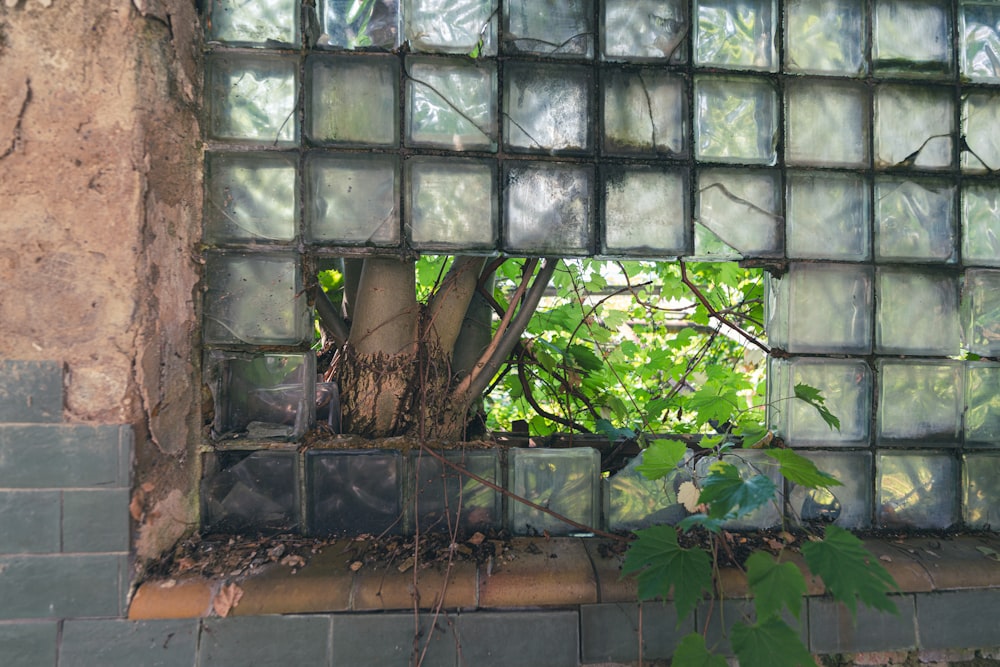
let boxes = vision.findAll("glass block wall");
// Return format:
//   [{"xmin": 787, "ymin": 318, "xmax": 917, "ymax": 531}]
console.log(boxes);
[{"xmin": 203, "ymin": 1, "xmax": 1000, "ymax": 533}]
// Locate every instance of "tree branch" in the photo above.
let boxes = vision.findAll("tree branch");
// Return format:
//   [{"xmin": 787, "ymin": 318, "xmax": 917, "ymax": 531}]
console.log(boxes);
[
  {"xmin": 424, "ymin": 256, "xmax": 486, "ymax": 358},
  {"xmin": 310, "ymin": 283, "xmax": 349, "ymax": 347},
  {"xmin": 679, "ymin": 261, "xmax": 770, "ymax": 354}
]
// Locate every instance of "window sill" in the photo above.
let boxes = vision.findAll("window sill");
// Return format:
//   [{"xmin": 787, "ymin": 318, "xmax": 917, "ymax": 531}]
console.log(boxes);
[{"xmin": 127, "ymin": 534, "xmax": 1000, "ymax": 620}]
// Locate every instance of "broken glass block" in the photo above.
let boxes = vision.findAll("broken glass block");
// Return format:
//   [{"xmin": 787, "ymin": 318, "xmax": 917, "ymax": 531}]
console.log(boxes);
[
  {"xmin": 873, "ymin": 0, "xmax": 952, "ymax": 75},
  {"xmin": 602, "ymin": 69, "xmax": 685, "ymax": 157},
  {"xmin": 786, "ymin": 172, "xmax": 870, "ymax": 261},
  {"xmin": 695, "ymin": 0, "xmax": 777, "ymax": 71},
  {"xmin": 768, "ymin": 357, "xmax": 871, "ymax": 446},
  {"xmin": 509, "ymin": 448, "xmax": 599, "ymax": 536},
  {"xmin": 966, "ymin": 362, "xmax": 1000, "ymax": 447},
  {"xmin": 206, "ymin": 0, "xmax": 298, "ymax": 46},
  {"xmin": 695, "ymin": 76, "xmax": 777, "ymax": 165},
  {"xmin": 877, "ymin": 452, "xmax": 957, "ymax": 529},
  {"xmin": 875, "ymin": 268, "xmax": 960, "ymax": 355},
  {"xmin": 784, "ymin": 0, "xmax": 866, "ymax": 76},
  {"xmin": 874, "ymin": 84, "xmax": 954, "ymax": 169},
  {"xmin": 504, "ymin": 163, "xmax": 593, "ymax": 255},
  {"xmin": 202, "ymin": 450, "xmax": 299, "ymax": 533},
  {"xmin": 305, "ymin": 153, "xmax": 400, "ymax": 246},
  {"xmin": 408, "ymin": 449, "xmax": 500, "ymax": 535},
  {"xmin": 205, "ymin": 153, "xmax": 297, "ymax": 244},
  {"xmin": 603, "ymin": 0, "xmax": 687, "ymax": 61},
  {"xmin": 694, "ymin": 450, "xmax": 782, "ymax": 530},
  {"xmin": 695, "ymin": 168, "xmax": 781, "ymax": 259},
  {"xmin": 874, "ymin": 178, "xmax": 957, "ymax": 263},
  {"xmin": 306, "ymin": 54, "xmax": 399, "ymax": 146},
  {"xmin": 963, "ymin": 184, "xmax": 1000, "ymax": 268},
  {"xmin": 320, "ymin": 0, "xmax": 399, "ymax": 49},
  {"xmin": 206, "ymin": 55, "xmax": 297, "ymax": 144},
  {"xmin": 406, "ymin": 157, "xmax": 496, "ymax": 250},
  {"xmin": 405, "ymin": 0, "xmax": 497, "ymax": 54},
  {"xmin": 785, "ymin": 79, "xmax": 868, "ymax": 167},
  {"xmin": 964, "ymin": 453, "xmax": 1000, "ymax": 528},
  {"xmin": 607, "ymin": 449, "xmax": 693, "ymax": 531},
  {"xmin": 203, "ymin": 253, "xmax": 308, "ymax": 346},
  {"xmin": 962, "ymin": 3, "xmax": 1000, "ymax": 82},
  {"xmin": 964, "ymin": 270, "xmax": 1000, "ymax": 358},
  {"xmin": 307, "ymin": 450, "xmax": 402, "ymax": 536},
  {"xmin": 504, "ymin": 0, "xmax": 593, "ymax": 57},
  {"xmin": 602, "ymin": 166, "xmax": 687, "ymax": 257},
  {"xmin": 504, "ymin": 62, "xmax": 591, "ymax": 153},
  {"xmin": 877, "ymin": 360, "xmax": 963, "ymax": 446},
  {"xmin": 767, "ymin": 263, "xmax": 873, "ymax": 354},
  {"xmin": 786, "ymin": 451, "xmax": 872, "ymax": 529},
  {"xmin": 406, "ymin": 57, "xmax": 497, "ymax": 150},
  {"xmin": 962, "ymin": 92, "xmax": 1000, "ymax": 173},
  {"xmin": 207, "ymin": 351, "xmax": 315, "ymax": 440}
]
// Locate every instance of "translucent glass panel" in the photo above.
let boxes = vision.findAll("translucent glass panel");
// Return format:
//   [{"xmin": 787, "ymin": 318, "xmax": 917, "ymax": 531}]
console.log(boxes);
[
  {"xmin": 203, "ymin": 254, "xmax": 308, "ymax": 345},
  {"xmin": 602, "ymin": 70, "xmax": 685, "ymax": 157},
  {"xmin": 875, "ymin": 85, "xmax": 954, "ymax": 169},
  {"xmin": 786, "ymin": 172, "xmax": 870, "ymax": 260},
  {"xmin": 406, "ymin": 158, "xmax": 497, "ymax": 250},
  {"xmin": 785, "ymin": 80, "xmax": 868, "ymax": 167},
  {"xmin": 504, "ymin": 63, "xmax": 591, "ymax": 153},
  {"xmin": 966, "ymin": 363, "xmax": 1000, "ymax": 447},
  {"xmin": 964, "ymin": 453, "xmax": 1000, "ymax": 528},
  {"xmin": 964, "ymin": 270, "xmax": 1000, "ymax": 357},
  {"xmin": 695, "ymin": 451, "xmax": 782, "ymax": 530},
  {"xmin": 307, "ymin": 55, "xmax": 399, "ymax": 146},
  {"xmin": 202, "ymin": 451, "xmax": 299, "ymax": 533},
  {"xmin": 695, "ymin": 77, "xmax": 777, "ymax": 164},
  {"xmin": 405, "ymin": 0, "xmax": 497, "ymax": 54},
  {"xmin": 878, "ymin": 360, "xmax": 963, "ymax": 446},
  {"xmin": 963, "ymin": 184, "xmax": 1000, "ymax": 267},
  {"xmin": 786, "ymin": 451, "xmax": 872, "ymax": 528},
  {"xmin": 695, "ymin": 0, "xmax": 777, "ymax": 71},
  {"xmin": 206, "ymin": 55, "xmax": 297, "ymax": 144},
  {"xmin": 406, "ymin": 58, "xmax": 497, "ymax": 150},
  {"xmin": 320, "ymin": 0, "xmax": 399, "ymax": 49},
  {"xmin": 873, "ymin": 0, "xmax": 953, "ymax": 75},
  {"xmin": 607, "ymin": 450, "xmax": 693, "ymax": 531},
  {"xmin": 307, "ymin": 450, "xmax": 402, "ymax": 535},
  {"xmin": 602, "ymin": 167, "xmax": 687, "ymax": 257},
  {"xmin": 878, "ymin": 452, "xmax": 957, "ymax": 529},
  {"xmin": 875, "ymin": 269, "xmax": 960, "ymax": 355},
  {"xmin": 874, "ymin": 179, "xmax": 956, "ymax": 263},
  {"xmin": 409, "ymin": 450, "xmax": 500, "ymax": 535},
  {"xmin": 504, "ymin": 163, "xmax": 593, "ymax": 255},
  {"xmin": 695, "ymin": 169, "xmax": 781, "ymax": 259},
  {"xmin": 963, "ymin": 92, "xmax": 1000, "ymax": 173},
  {"xmin": 962, "ymin": 3, "xmax": 1000, "ymax": 82},
  {"xmin": 305, "ymin": 154, "xmax": 400, "ymax": 246},
  {"xmin": 207, "ymin": 0, "xmax": 298, "ymax": 46},
  {"xmin": 509, "ymin": 448, "xmax": 600, "ymax": 535},
  {"xmin": 769, "ymin": 358, "xmax": 871, "ymax": 446},
  {"xmin": 602, "ymin": 0, "xmax": 688, "ymax": 62},
  {"xmin": 205, "ymin": 153, "xmax": 297, "ymax": 243},
  {"xmin": 784, "ymin": 0, "xmax": 866, "ymax": 76},
  {"xmin": 504, "ymin": 0, "xmax": 593, "ymax": 57}
]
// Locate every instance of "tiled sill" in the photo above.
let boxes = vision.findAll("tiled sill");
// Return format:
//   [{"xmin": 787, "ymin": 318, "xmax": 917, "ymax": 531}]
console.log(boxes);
[{"xmin": 128, "ymin": 534, "xmax": 1000, "ymax": 620}]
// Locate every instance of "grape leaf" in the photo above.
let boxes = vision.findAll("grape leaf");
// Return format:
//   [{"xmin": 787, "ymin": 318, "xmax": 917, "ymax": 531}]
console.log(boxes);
[
  {"xmin": 763, "ymin": 449, "xmax": 843, "ymax": 490},
  {"xmin": 595, "ymin": 418, "xmax": 636, "ymax": 444},
  {"xmin": 634, "ymin": 439, "xmax": 687, "ymax": 481},
  {"xmin": 801, "ymin": 525, "xmax": 898, "ymax": 617},
  {"xmin": 794, "ymin": 383, "xmax": 841, "ymax": 431},
  {"xmin": 672, "ymin": 633, "xmax": 728, "ymax": 667},
  {"xmin": 731, "ymin": 617, "xmax": 817, "ymax": 667},
  {"xmin": 621, "ymin": 525, "xmax": 711, "ymax": 621},
  {"xmin": 698, "ymin": 462, "xmax": 776, "ymax": 520},
  {"xmin": 745, "ymin": 552, "xmax": 806, "ymax": 621}
]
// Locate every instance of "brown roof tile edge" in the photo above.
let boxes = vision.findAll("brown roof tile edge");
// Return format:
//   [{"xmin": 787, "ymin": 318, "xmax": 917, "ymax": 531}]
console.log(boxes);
[{"xmin": 127, "ymin": 535, "xmax": 1000, "ymax": 620}]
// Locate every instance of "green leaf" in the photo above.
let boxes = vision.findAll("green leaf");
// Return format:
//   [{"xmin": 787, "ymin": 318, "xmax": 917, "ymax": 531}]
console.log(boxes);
[
  {"xmin": 793, "ymin": 383, "xmax": 841, "ymax": 431},
  {"xmin": 595, "ymin": 418, "xmax": 636, "ymax": 443},
  {"xmin": 746, "ymin": 552, "xmax": 806, "ymax": 621},
  {"xmin": 763, "ymin": 449, "xmax": 843, "ymax": 490},
  {"xmin": 686, "ymin": 389, "xmax": 738, "ymax": 427},
  {"xmin": 801, "ymin": 525, "xmax": 898, "ymax": 617},
  {"xmin": 698, "ymin": 462, "xmax": 776, "ymax": 520},
  {"xmin": 731, "ymin": 617, "xmax": 817, "ymax": 667},
  {"xmin": 621, "ymin": 525, "xmax": 712, "ymax": 620},
  {"xmin": 634, "ymin": 439, "xmax": 687, "ymax": 481},
  {"xmin": 567, "ymin": 344, "xmax": 603, "ymax": 373},
  {"xmin": 672, "ymin": 633, "xmax": 728, "ymax": 667},
  {"xmin": 678, "ymin": 513, "xmax": 725, "ymax": 534}
]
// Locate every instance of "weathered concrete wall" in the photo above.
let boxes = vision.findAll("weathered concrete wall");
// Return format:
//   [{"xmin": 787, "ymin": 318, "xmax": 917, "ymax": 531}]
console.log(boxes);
[{"xmin": 0, "ymin": 0, "xmax": 202, "ymax": 562}]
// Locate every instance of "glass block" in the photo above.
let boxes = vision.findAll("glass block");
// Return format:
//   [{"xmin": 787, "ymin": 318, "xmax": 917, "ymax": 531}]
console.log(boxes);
[
  {"xmin": 205, "ymin": 153, "xmax": 296, "ymax": 244},
  {"xmin": 202, "ymin": 451, "xmax": 299, "ymax": 533},
  {"xmin": 877, "ymin": 452, "xmax": 957, "ymax": 529},
  {"xmin": 875, "ymin": 269, "xmax": 961, "ymax": 355},
  {"xmin": 874, "ymin": 178, "xmax": 957, "ymax": 263},
  {"xmin": 206, "ymin": 55, "xmax": 297, "ymax": 144},
  {"xmin": 602, "ymin": 69, "xmax": 685, "ymax": 157},
  {"xmin": 964, "ymin": 453, "xmax": 1000, "ymax": 528},
  {"xmin": 963, "ymin": 184, "xmax": 1000, "ymax": 267},
  {"xmin": 207, "ymin": 352, "xmax": 315, "ymax": 440},
  {"xmin": 784, "ymin": 0, "xmax": 866, "ymax": 76},
  {"xmin": 203, "ymin": 253, "xmax": 307, "ymax": 345},
  {"xmin": 874, "ymin": 0, "xmax": 953, "ymax": 75},
  {"xmin": 786, "ymin": 171, "xmax": 870, "ymax": 261},
  {"xmin": 504, "ymin": 163, "xmax": 593, "ymax": 255},
  {"xmin": 406, "ymin": 157, "xmax": 496, "ymax": 250},
  {"xmin": 320, "ymin": 0, "xmax": 399, "ymax": 49},
  {"xmin": 695, "ymin": 76, "xmax": 777, "ymax": 164},
  {"xmin": 768, "ymin": 358, "xmax": 871, "ymax": 446},
  {"xmin": 602, "ymin": 0, "xmax": 688, "ymax": 62},
  {"xmin": 694, "ymin": 451, "xmax": 781, "ymax": 530},
  {"xmin": 504, "ymin": 62, "xmax": 591, "ymax": 153},
  {"xmin": 406, "ymin": 57, "xmax": 497, "ymax": 150},
  {"xmin": 966, "ymin": 362, "xmax": 1000, "ymax": 447},
  {"xmin": 962, "ymin": 92, "xmax": 1000, "ymax": 173},
  {"xmin": 695, "ymin": 0, "xmax": 777, "ymax": 71},
  {"xmin": 602, "ymin": 167, "xmax": 687, "ymax": 257},
  {"xmin": 405, "ymin": 0, "xmax": 497, "ymax": 55},
  {"xmin": 207, "ymin": 0, "xmax": 298, "ymax": 46},
  {"xmin": 962, "ymin": 3, "xmax": 1000, "ymax": 82},
  {"xmin": 766, "ymin": 263, "xmax": 873, "ymax": 354},
  {"xmin": 786, "ymin": 451, "xmax": 872, "ymax": 529},
  {"xmin": 964, "ymin": 269, "xmax": 1000, "ymax": 357},
  {"xmin": 878, "ymin": 360, "xmax": 963, "ymax": 445},
  {"xmin": 695, "ymin": 169, "xmax": 781, "ymax": 259},
  {"xmin": 607, "ymin": 450, "xmax": 693, "ymax": 531},
  {"xmin": 509, "ymin": 448, "xmax": 600, "ymax": 536},
  {"xmin": 874, "ymin": 85, "xmax": 954, "ymax": 169},
  {"xmin": 408, "ymin": 449, "xmax": 500, "ymax": 535},
  {"xmin": 307, "ymin": 450, "xmax": 402, "ymax": 536},
  {"xmin": 504, "ymin": 0, "xmax": 593, "ymax": 57},
  {"xmin": 305, "ymin": 153, "xmax": 400, "ymax": 246},
  {"xmin": 306, "ymin": 55, "xmax": 399, "ymax": 146},
  {"xmin": 785, "ymin": 79, "xmax": 868, "ymax": 167}
]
